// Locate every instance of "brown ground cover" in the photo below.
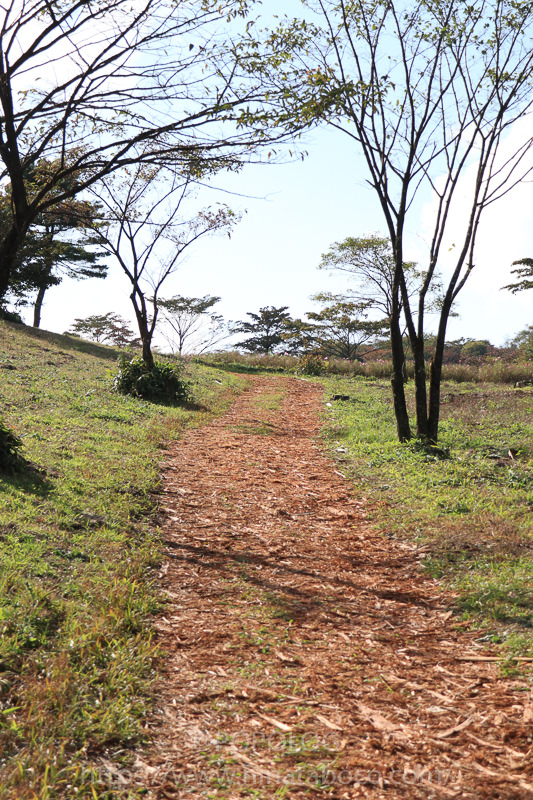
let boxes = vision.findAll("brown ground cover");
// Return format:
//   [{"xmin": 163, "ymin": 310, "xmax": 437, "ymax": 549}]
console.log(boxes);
[{"xmin": 132, "ymin": 376, "xmax": 533, "ymax": 799}]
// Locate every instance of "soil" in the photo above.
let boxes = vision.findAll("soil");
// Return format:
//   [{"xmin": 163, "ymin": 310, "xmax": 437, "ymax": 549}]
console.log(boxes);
[{"xmin": 131, "ymin": 377, "xmax": 533, "ymax": 799}]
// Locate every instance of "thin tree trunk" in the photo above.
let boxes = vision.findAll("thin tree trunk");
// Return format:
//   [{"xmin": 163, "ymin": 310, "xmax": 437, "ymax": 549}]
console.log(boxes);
[
  {"xmin": 0, "ymin": 224, "xmax": 27, "ymax": 300},
  {"xmin": 411, "ymin": 337, "xmax": 429, "ymax": 440},
  {"xmin": 131, "ymin": 289, "xmax": 154, "ymax": 370},
  {"xmin": 33, "ymin": 284, "xmax": 46, "ymax": 328},
  {"xmin": 427, "ymin": 302, "xmax": 453, "ymax": 442},
  {"xmin": 390, "ymin": 313, "xmax": 411, "ymax": 442},
  {"xmin": 428, "ymin": 356, "xmax": 442, "ymax": 444}
]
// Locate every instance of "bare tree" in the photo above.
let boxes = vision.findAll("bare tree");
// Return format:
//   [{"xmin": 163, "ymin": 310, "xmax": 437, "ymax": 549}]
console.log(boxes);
[
  {"xmin": 158, "ymin": 295, "xmax": 230, "ymax": 356},
  {"xmin": 0, "ymin": 0, "xmax": 288, "ymax": 299},
  {"xmin": 252, "ymin": 0, "xmax": 533, "ymax": 441},
  {"xmin": 87, "ymin": 164, "xmax": 240, "ymax": 367}
]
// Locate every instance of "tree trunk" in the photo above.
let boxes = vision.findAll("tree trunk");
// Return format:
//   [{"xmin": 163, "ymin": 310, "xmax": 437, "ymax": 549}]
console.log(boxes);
[
  {"xmin": 141, "ymin": 335, "xmax": 154, "ymax": 370},
  {"xmin": 0, "ymin": 224, "xmax": 28, "ymax": 300},
  {"xmin": 130, "ymin": 289, "xmax": 154, "ymax": 370},
  {"xmin": 389, "ymin": 313, "xmax": 411, "ymax": 442},
  {"xmin": 426, "ymin": 291, "xmax": 456, "ymax": 442},
  {"xmin": 411, "ymin": 336, "xmax": 430, "ymax": 440},
  {"xmin": 428, "ymin": 355, "xmax": 442, "ymax": 443},
  {"xmin": 427, "ymin": 315, "xmax": 449, "ymax": 442},
  {"xmin": 33, "ymin": 284, "xmax": 46, "ymax": 328}
]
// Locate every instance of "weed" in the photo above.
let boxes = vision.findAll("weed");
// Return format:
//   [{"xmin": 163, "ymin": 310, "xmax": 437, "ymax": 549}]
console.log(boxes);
[{"xmin": 297, "ymin": 354, "xmax": 326, "ymax": 376}]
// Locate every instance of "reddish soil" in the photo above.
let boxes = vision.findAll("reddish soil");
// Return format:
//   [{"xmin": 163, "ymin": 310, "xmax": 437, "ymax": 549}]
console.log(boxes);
[{"xmin": 134, "ymin": 377, "xmax": 533, "ymax": 799}]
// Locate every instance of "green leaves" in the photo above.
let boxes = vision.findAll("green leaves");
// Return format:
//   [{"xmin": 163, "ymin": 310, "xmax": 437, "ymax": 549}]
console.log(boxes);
[
  {"xmin": 503, "ymin": 258, "xmax": 533, "ymax": 295},
  {"xmin": 233, "ymin": 306, "xmax": 292, "ymax": 354}
]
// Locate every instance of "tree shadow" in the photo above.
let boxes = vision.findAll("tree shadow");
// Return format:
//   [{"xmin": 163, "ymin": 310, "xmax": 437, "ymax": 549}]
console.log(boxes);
[
  {"xmin": 162, "ymin": 539, "xmax": 448, "ymax": 624},
  {"xmin": 182, "ymin": 401, "xmax": 210, "ymax": 413},
  {"xmin": 0, "ymin": 458, "xmax": 53, "ymax": 497}
]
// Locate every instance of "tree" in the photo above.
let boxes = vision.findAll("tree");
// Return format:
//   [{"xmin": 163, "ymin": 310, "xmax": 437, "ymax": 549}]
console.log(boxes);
[
  {"xmin": 158, "ymin": 295, "xmax": 229, "ymax": 356},
  {"xmin": 307, "ymin": 293, "xmax": 388, "ymax": 361},
  {"xmin": 318, "ymin": 234, "xmax": 437, "ymax": 374},
  {"xmin": 503, "ymin": 258, "xmax": 533, "ymax": 294},
  {"xmin": 318, "ymin": 235, "xmax": 434, "ymax": 321},
  {"xmin": 461, "ymin": 340, "xmax": 491, "ymax": 360},
  {"xmin": 87, "ymin": 164, "xmax": 240, "ymax": 368},
  {"xmin": 279, "ymin": 317, "xmax": 319, "ymax": 355},
  {"xmin": 0, "ymin": 0, "xmax": 295, "ymax": 301},
  {"xmin": 250, "ymin": 0, "xmax": 533, "ymax": 441},
  {"xmin": 68, "ymin": 313, "xmax": 139, "ymax": 347},
  {"xmin": 508, "ymin": 326, "xmax": 533, "ymax": 359},
  {"xmin": 233, "ymin": 306, "xmax": 292, "ymax": 354},
  {"xmin": 0, "ymin": 167, "xmax": 106, "ymax": 326}
]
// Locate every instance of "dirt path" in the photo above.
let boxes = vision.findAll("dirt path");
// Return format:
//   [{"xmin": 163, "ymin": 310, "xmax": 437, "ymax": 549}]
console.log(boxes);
[{"xmin": 134, "ymin": 377, "xmax": 533, "ymax": 799}]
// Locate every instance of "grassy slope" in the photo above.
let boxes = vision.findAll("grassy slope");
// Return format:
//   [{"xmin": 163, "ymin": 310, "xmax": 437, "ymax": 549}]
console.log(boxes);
[
  {"xmin": 320, "ymin": 375, "xmax": 533, "ymax": 661},
  {"xmin": 0, "ymin": 321, "xmax": 246, "ymax": 799}
]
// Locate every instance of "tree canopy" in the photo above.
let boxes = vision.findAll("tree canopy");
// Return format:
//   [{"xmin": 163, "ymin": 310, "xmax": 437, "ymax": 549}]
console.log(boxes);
[
  {"xmin": 308, "ymin": 293, "xmax": 388, "ymax": 361},
  {"xmin": 158, "ymin": 295, "xmax": 228, "ymax": 356},
  {"xmin": 233, "ymin": 306, "xmax": 292, "ymax": 354},
  {"xmin": 68, "ymin": 313, "xmax": 139, "ymax": 347},
  {"xmin": 503, "ymin": 259, "xmax": 533, "ymax": 295},
  {"xmin": 0, "ymin": 166, "xmax": 106, "ymax": 327},
  {"xmin": 318, "ymin": 235, "xmax": 427, "ymax": 323},
  {"xmin": 0, "ymin": 0, "xmax": 297, "ymax": 300}
]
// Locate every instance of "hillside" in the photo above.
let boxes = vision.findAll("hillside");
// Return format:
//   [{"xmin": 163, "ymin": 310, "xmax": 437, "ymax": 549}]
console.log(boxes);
[{"xmin": 0, "ymin": 320, "xmax": 246, "ymax": 798}]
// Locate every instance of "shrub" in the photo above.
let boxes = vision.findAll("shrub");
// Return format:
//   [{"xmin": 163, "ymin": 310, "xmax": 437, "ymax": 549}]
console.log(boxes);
[
  {"xmin": 113, "ymin": 355, "xmax": 191, "ymax": 404},
  {"xmin": 0, "ymin": 419, "xmax": 23, "ymax": 471},
  {"xmin": 0, "ymin": 307, "xmax": 24, "ymax": 324},
  {"xmin": 297, "ymin": 354, "xmax": 327, "ymax": 376},
  {"xmin": 461, "ymin": 340, "xmax": 490, "ymax": 360}
]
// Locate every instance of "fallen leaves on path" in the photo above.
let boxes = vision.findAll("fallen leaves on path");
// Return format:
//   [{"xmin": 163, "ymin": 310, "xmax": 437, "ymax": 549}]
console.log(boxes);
[{"xmin": 126, "ymin": 377, "xmax": 533, "ymax": 799}]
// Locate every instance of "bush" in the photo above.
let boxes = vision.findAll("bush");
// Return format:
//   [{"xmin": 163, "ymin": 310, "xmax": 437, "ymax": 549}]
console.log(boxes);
[
  {"xmin": 113, "ymin": 355, "xmax": 191, "ymax": 404},
  {"xmin": 297, "ymin": 354, "xmax": 327, "ymax": 376},
  {"xmin": 0, "ymin": 419, "xmax": 23, "ymax": 471},
  {"xmin": 461, "ymin": 340, "xmax": 490, "ymax": 360},
  {"xmin": 0, "ymin": 307, "xmax": 24, "ymax": 324}
]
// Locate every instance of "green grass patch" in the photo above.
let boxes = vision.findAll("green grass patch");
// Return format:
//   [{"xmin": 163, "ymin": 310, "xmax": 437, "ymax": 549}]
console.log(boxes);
[
  {"xmin": 0, "ymin": 321, "xmax": 246, "ymax": 798},
  {"xmin": 320, "ymin": 375, "xmax": 533, "ymax": 657},
  {"xmin": 252, "ymin": 388, "xmax": 285, "ymax": 413}
]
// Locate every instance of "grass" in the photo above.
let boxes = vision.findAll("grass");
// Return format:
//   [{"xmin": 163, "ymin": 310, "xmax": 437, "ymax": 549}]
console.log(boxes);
[
  {"xmin": 0, "ymin": 321, "xmax": 247, "ymax": 799},
  {"xmin": 320, "ymin": 375, "xmax": 533, "ymax": 656},
  {"xmin": 200, "ymin": 350, "xmax": 533, "ymax": 383}
]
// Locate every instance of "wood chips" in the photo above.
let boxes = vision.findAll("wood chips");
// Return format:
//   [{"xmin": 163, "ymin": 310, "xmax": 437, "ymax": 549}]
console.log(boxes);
[{"xmin": 127, "ymin": 377, "xmax": 533, "ymax": 799}]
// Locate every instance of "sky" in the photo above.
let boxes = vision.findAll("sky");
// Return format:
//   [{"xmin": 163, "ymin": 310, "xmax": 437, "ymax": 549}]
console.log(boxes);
[
  {"xmin": 31, "ymin": 122, "xmax": 532, "ymax": 349},
  {"xmin": 14, "ymin": 1, "xmax": 533, "ymax": 349}
]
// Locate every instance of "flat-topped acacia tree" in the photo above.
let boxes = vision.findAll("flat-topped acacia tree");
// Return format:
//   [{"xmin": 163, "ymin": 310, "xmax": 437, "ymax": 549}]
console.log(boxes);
[
  {"xmin": 244, "ymin": 0, "xmax": 533, "ymax": 441},
  {"xmin": 233, "ymin": 306, "xmax": 292, "ymax": 354}
]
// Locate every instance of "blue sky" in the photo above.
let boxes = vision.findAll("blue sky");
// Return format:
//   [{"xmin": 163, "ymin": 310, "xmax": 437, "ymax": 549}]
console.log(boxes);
[
  {"xmin": 32, "ymin": 120, "xmax": 532, "ymax": 347},
  {"xmin": 19, "ymin": 0, "xmax": 533, "ymax": 347}
]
